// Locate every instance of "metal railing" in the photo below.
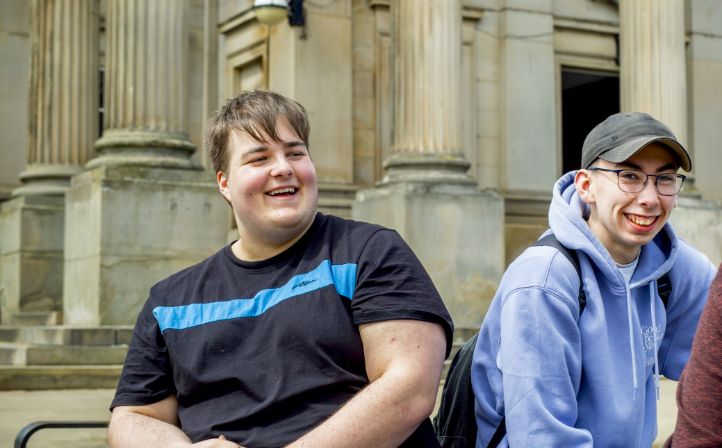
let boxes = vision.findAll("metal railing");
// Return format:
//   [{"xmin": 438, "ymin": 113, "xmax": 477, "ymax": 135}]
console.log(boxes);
[{"xmin": 14, "ymin": 421, "xmax": 108, "ymax": 448}]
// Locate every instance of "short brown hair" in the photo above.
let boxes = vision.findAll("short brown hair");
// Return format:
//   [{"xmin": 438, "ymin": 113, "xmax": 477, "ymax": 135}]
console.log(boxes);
[{"xmin": 204, "ymin": 90, "xmax": 310, "ymax": 173}]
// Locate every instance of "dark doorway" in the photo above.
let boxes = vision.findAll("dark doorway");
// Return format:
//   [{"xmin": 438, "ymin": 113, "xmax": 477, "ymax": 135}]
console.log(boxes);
[{"xmin": 561, "ymin": 69, "xmax": 620, "ymax": 174}]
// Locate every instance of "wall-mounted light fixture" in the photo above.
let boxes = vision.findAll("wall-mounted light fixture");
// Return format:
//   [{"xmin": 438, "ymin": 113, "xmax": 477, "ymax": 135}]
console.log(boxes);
[{"xmin": 253, "ymin": 0, "xmax": 305, "ymax": 27}]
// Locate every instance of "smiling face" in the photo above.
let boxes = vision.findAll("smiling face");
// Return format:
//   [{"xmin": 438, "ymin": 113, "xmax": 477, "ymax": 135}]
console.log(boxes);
[
  {"xmin": 217, "ymin": 117, "xmax": 318, "ymax": 260},
  {"xmin": 575, "ymin": 143, "xmax": 680, "ymax": 264}
]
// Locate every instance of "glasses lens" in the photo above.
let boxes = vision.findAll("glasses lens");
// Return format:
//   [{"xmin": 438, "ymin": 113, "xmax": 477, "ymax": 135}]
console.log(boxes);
[
  {"xmin": 656, "ymin": 174, "xmax": 682, "ymax": 195},
  {"xmin": 617, "ymin": 170, "xmax": 646, "ymax": 193}
]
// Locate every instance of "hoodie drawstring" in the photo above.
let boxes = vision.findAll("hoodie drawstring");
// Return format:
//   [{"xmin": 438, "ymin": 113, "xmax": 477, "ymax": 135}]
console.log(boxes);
[
  {"xmin": 625, "ymin": 284, "xmax": 639, "ymax": 399},
  {"xmin": 650, "ymin": 282, "xmax": 661, "ymax": 400}
]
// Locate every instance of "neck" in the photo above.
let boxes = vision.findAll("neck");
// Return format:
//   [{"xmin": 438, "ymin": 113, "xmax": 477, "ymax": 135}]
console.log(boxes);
[
  {"xmin": 232, "ymin": 221, "xmax": 313, "ymax": 262},
  {"xmin": 586, "ymin": 219, "xmax": 640, "ymax": 265}
]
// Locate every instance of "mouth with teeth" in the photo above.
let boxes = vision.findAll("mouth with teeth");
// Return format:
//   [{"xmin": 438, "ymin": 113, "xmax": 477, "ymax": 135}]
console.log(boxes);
[
  {"xmin": 625, "ymin": 213, "xmax": 658, "ymax": 229},
  {"xmin": 266, "ymin": 186, "xmax": 298, "ymax": 197}
]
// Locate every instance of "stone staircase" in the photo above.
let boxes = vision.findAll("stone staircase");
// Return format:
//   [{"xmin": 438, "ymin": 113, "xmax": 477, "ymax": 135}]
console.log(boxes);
[
  {"xmin": 0, "ymin": 325, "xmax": 131, "ymax": 390},
  {"xmin": 0, "ymin": 320, "xmax": 478, "ymax": 390}
]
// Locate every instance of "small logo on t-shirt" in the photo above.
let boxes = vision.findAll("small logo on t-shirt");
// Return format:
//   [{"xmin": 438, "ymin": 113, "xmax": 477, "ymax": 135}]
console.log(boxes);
[{"xmin": 292, "ymin": 279, "xmax": 317, "ymax": 290}]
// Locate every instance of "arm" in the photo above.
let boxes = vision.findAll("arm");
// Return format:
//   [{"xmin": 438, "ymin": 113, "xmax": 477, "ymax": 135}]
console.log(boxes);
[
  {"xmin": 109, "ymin": 395, "xmax": 242, "ymax": 448},
  {"xmin": 287, "ymin": 319, "xmax": 447, "ymax": 448},
  {"xmin": 668, "ymin": 265, "xmax": 722, "ymax": 447},
  {"xmin": 499, "ymin": 286, "xmax": 592, "ymax": 446}
]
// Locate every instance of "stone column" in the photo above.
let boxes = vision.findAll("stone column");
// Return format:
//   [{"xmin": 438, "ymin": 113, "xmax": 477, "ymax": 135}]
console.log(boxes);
[
  {"xmin": 382, "ymin": 0, "xmax": 471, "ymax": 184},
  {"xmin": 16, "ymin": 0, "xmax": 99, "ymax": 196},
  {"xmin": 353, "ymin": 0, "xmax": 504, "ymax": 329},
  {"xmin": 88, "ymin": 0, "xmax": 195, "ymax": 168},
  {"xmin": 1, "ymin": 0, "xmax": 98, "ymax": 325},
  {"xmin": 619, "ymin": 0, "xmax": 687, "ymax": 145},
  {"xmin": 63, "ymin": 0, "xmax": 229, "ymax": 326}
]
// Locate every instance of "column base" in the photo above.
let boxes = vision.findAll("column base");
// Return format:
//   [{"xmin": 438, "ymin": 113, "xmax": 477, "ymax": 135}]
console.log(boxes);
[
  {"xmin": 63, "ymin": 165, "xmax": 231, "ymax": 325},
  {"xmin": 0, "ymin": 195, "xmax": 66, "ymax": 324},
  {"xmin": 318, "ymin": 183, "xmax": 359, "ymax": 219},
  {"xmin": 380, "ymin": 153, "xmax": 477, "ymax": 186},
  {"xmin": 352, "ymin": 181, "xmax": 505, "ymax": 328},
  {"xmin": 13, "ymin": 164, "xmax": 83, "ymax": 197},
  {"xmin": 90, "ymin": 129, "xmax": 197, "ymax": 169}
]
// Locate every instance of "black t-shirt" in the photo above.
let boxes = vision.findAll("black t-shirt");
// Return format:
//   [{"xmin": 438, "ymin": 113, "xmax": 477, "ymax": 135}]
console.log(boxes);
[{"xmin": 111, "ymin": 213, "xmax": 453, "ymax": 447}]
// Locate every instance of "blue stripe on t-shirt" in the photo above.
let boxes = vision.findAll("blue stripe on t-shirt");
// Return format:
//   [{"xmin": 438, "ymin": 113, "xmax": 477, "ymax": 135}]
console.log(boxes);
[{"xmin": 152, "ymin": 260, "xmax": 357, "ymax": 332}]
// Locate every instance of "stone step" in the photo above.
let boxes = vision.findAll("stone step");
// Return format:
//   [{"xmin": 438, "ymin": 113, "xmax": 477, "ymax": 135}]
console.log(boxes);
[
  {"xmin": 3, "ymin": 311, "xmax": 61, "ymax": 326},
  {"xmin": 26, "ymin": 345, "xmax": 128, "ymax": 366},
  {"xmin": 0, "ymin": 343, "xmax": 128, "ymax": 366},
  {"xmin": 0, "ymin": 326, "xmax": 133, "ymax": 346},
  {"xmin": 0, "ymin": 342, "xmax": 27, "ymax": 365},
  {"xmin": 0, "ymin": 365, "xmax": 122, "ymax": 390}
]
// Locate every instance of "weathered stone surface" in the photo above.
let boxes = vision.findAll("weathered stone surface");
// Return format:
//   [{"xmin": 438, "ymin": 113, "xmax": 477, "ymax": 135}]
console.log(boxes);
[
  {"xmin": 670, "ymin": 196, "xmax": 722, "ymax": 266},
  {"xmin": 354, "ymin": 183, "xmax": 505, "ymax": 328},
  {"xmin": 0, "ymin": 326, "xmax": 133, "ymax": 346},
  {"xmin": 0, "ymin": 195, "xmax": 65, "ymax": 323},
  {"xmin": 63, "ymin": 165, "xmax": 230, "ymax": 325},
  {"xmin": 0, "ymin": 365, "xmax": 122, "ymax": 390},
  {"xmin": 499, "ymin": 6, "xmax": 558, "ymax": 193},
  {"xmin": 25, "ymin": 345, "xmax": 127, "ymax": 366}
]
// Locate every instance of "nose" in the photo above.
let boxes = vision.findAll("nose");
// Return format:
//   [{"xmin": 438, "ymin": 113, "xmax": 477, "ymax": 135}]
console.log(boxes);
[
  {"xmin": 270, "ymin": 153, "xmax": 293, "ymax": 177},
  {"xmin": 636, "ymin": 176, "xmax": 660, "ymax": 206}
]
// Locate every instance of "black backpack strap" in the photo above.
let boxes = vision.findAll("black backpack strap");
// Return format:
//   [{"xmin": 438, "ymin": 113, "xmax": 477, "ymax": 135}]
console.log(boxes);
[
  {"xmin": 486, "ymin": 417, "xmax": 506, "ymax": 448},
  {"xmin": 657, "ymin": 272, "xmax": 672, "ymax": 308},
  {"xmin": 434, "ymin": 333, "xmax": 479, "ymax": 448},
  {"xmin": 532, "ymin": 233, "xmax": 586, "ymax": 315}
]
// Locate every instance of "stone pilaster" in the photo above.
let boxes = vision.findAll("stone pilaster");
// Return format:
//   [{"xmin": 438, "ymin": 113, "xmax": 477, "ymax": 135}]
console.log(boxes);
[
  {"xmin": 14, "ymin": 0, "xmax": 99, "ymax": 196},
  {"xmin": 354, "ymin": 0, "xmax": 504, "ymax": 329},
  {"xmin": 687, "ymin": 0, "xmax": 722, "ymax": 201},
  {"xmin": 89, "ymin": 0, "xmax": 195, "ymax": 168},
  {"xmin": 619, "ymin": 0, "xmax": 687, "ymax": 145}
]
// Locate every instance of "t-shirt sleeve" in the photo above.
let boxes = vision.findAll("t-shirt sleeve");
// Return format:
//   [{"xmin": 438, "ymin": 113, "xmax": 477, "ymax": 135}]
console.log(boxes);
[
  {"xmin": 110, "ymin": 289, "xmax": 176, "ymax": 410},
  {"xmin": 351, "ymin": 229, "xmax": 454, "ymax": 355}
]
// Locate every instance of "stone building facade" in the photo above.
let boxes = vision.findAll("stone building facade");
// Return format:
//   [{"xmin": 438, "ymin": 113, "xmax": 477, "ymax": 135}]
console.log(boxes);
[{"xmin": 1, "ymin": 0, "xmax": 722, "ymax": 334}]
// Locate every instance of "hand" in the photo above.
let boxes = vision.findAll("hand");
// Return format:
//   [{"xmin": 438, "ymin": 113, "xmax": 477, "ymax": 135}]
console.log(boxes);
[{"xmin": 191, "ymin": 435, "xmax": 245, "ymax": 447}]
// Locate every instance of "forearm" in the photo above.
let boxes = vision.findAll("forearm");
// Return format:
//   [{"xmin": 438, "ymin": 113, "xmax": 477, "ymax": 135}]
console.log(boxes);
[
  {"xmin": 287, "ymin": 367, "xmax": 437, "ymax": 448},
  {"xmin": 109, "ymin": 411, "xmax": 192, "ymax": 448}
]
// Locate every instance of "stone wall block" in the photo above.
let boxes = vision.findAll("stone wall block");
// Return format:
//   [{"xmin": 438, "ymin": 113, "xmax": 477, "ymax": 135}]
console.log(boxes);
[
  {"xmin": 354, "ymin": 184, "xmax": 505, "ymax": 328},
  {"xmin": 63, "ymin": 166, "xmax": 230, "ymax": 325}
]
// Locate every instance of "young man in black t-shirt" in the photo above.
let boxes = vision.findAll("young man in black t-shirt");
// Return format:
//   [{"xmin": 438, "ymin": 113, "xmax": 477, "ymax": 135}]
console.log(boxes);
[{"xmin": 108, "ymin": 90, "xmax": 453, "ymax": 448}]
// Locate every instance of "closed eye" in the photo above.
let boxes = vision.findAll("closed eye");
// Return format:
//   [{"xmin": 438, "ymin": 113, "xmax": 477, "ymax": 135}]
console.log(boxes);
[{"xmin": 620, "ymin": 170, "xmax": 644, "ymax": 182}]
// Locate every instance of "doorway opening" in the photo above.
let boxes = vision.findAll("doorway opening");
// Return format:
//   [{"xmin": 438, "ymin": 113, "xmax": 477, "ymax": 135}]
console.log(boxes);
[{"xmin": 561, "ymin": 69, "xmax": 620, "ymax": 174}]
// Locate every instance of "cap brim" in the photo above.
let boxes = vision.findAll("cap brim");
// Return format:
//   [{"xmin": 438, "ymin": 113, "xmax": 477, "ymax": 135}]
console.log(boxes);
[{"xmin": 598, "ymin": 136, "xmax": 692, "ymax": 172}]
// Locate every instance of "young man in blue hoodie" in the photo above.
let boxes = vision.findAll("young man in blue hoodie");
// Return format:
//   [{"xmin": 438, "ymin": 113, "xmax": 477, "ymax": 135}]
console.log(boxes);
[{"xmin": 471, "ymin": 112, "xmax": 717, "ymax": 447}]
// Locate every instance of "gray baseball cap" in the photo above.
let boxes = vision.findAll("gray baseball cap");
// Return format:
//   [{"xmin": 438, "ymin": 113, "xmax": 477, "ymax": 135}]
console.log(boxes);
[{"xmin": 581, "ymin": 112, "xmax": 692, "ymax": 172}]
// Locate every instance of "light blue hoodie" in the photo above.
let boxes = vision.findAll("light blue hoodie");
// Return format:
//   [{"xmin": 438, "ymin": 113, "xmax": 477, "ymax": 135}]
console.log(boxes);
[{"xmin": 471, "ymin": 172, "xmax": 716, "ymax": 447}]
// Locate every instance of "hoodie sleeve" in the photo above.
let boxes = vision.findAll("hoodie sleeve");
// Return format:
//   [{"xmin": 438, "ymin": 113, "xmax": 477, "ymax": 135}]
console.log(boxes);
[
  {"xmin": 659, "ymin": 241, "xmax": 717, "ymax": 380},
  {"xmin": 498, "ymin": 258, "xmax": 592, "ymax": 446}
]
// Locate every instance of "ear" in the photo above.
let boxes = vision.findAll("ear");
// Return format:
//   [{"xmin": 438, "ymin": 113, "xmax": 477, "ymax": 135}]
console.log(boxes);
[
  {"xmin": 217, "ymin": 170, "xmax": 232, "ymax": 203},
  {"xmin": 575, "ymin": 169, "xmax": 595, "ymax": 204}
]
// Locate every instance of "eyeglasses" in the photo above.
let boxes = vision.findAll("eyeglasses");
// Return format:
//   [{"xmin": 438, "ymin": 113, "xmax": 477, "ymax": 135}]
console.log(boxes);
[{"xmin": 588, "ymin": 168, "xmax": 686, "ymax": 196}]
